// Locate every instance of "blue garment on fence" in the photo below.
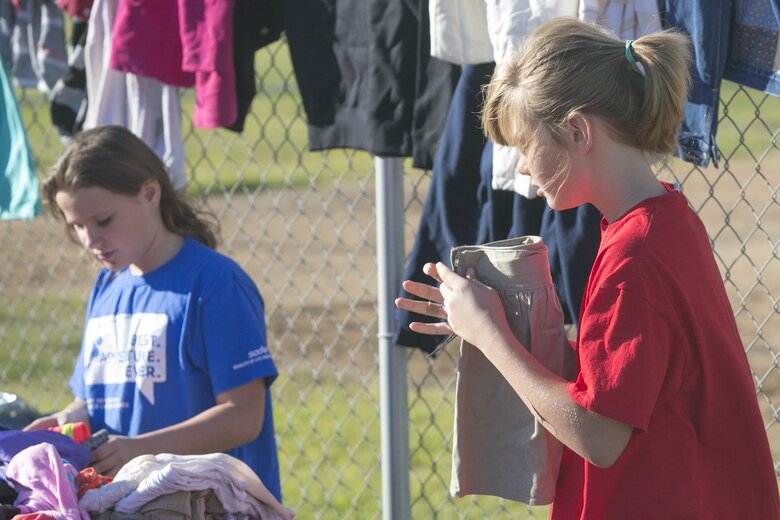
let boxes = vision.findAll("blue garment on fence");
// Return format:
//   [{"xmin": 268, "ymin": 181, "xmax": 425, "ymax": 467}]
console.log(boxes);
[
  {"xmin": 663, "ymin": 0, "xmax": 780, "ymax": 168},
  {"xmin": 724, "ymin": 0, "xmax": 780, "ymax": 95},
  {"xmin": 394, "ymin": 63, "xmax": 601, "ymax": 353},
  {"xmin": 662, "ymin": 0, "xmax": 730, "ymax": 168},
  {"xmin": 0, "ymin": 63, "xmax": 39, "ymax": 221},
  {"xmin": 394, "ymin": 63, "xmax": 491, "ymax": 352}
]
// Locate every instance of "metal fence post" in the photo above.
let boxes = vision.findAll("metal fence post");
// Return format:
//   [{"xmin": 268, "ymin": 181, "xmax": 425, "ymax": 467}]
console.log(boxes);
[{"xmin": 375, "ymin": 156, "xmax": 411, "ymax": 520}]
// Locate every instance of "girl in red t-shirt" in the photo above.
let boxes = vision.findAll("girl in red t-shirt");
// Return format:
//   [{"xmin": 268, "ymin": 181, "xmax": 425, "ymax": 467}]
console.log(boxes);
[{"xmin": 396, "ymin": 17, "xmax": 780, "ymax": 519}]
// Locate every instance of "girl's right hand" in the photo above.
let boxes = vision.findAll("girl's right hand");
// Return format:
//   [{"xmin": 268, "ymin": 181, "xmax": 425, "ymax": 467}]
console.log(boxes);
[
  {"xmin": 22, "ymin": 414, "xmax": 61, "ymax": 431},
  {"xmin": 23, "ymin": 399, "xmax": 90, "ymax": 431},
  {"xmin": 395, "ymin": 262, "xmax": 453, "ymax": 337}
]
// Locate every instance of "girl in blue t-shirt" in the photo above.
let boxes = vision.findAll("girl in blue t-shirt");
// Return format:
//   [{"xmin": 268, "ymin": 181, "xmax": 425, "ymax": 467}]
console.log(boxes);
[{"xmin": 25, "ymin": 125, "xmax": 283, "ymax": 502}]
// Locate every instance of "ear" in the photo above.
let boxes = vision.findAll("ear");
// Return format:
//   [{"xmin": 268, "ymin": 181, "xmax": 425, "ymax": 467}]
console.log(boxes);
[
  {"xmin": 565, "ymin": 111, "xmax": 593, "ymax": 154},
  {"xmin": 140, "ymin": 179, "xmax": 161, "ymax": 207}
]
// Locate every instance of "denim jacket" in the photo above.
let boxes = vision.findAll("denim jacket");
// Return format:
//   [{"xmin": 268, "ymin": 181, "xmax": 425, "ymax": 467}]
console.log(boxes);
[
  {"xmin": 663, "ymin": 0, "xmax": 730, "ymax": 167},
  {"xmin": 724, "ymin": 1, "xmax": 780, "ymax": 96},
  {"xmin": 664, "ymin": 0, "xmax": 780, "ymax": 168}
]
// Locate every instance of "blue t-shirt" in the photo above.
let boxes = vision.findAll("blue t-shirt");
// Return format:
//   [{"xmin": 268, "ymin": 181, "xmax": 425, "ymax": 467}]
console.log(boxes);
[{"xmin": 70, "ymin": 237, "xmax": 281, "ymax": 500}]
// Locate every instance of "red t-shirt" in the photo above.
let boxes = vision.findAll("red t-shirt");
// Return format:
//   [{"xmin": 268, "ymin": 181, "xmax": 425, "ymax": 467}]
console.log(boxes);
[{"xmin": 551, "ymin": 184, "xmax": 780, "ymax": 519}]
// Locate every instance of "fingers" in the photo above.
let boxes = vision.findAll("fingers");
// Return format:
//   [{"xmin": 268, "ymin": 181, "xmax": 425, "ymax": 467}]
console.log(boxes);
[
  {"xmin": 90, "ymin": 443, "xmax": 113, "ymax": 475},
  {"xmin": 435, "ymin": 262, "xmax": 463, "ymax": 288},
  {"xmin": 422, "ymin": 262, "xmax": 443, "ymax": 284},
  {"xmin": 395, "ymin": 296, "xmax": 447, "ymax": 319},
  {"xmin": 409, "ymin": 321, "xmax": 453, "ymax": 336},
  {"xmin": 23, "ymin": 416, "xmax": 57, "ymax": 432},
  {"xmin": 400, "ymin": 280, "xmax": 444, "ymax": 303},
  {"xmin": 435, "ymin": 262, "xmax": 463, "ymax": 301},
  {"xmin": 438, "ymin": 263, "xmax": 483, "ymax": 288},
  {"xmin": 90, "ymin": 437, "xmax": 124, "ymax": 477}
]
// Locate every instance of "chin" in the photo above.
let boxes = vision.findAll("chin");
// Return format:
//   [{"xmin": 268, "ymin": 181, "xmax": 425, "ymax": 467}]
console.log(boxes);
[
  {"xmin": 544, "ymin": 195, "xmax": 562, "ymax": 210},
  {"xmin": 102, "ymin": 260, "xmax": 129, "ymax": 272},
  {"xmin": 546, "ymin": 198, "xmax": 579, "ymax": 212}
]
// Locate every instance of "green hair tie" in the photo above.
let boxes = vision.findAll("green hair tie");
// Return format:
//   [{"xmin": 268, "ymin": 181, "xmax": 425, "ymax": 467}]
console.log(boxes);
[{"xmin": 625, "ymin": 40, "xmax": 636, "ymax": 65}]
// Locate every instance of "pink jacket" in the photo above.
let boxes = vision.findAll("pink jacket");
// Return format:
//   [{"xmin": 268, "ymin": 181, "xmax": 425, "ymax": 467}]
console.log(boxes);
[{"xmin": 109, "ymin": 0, "xmax": 237, "ymax": 128}]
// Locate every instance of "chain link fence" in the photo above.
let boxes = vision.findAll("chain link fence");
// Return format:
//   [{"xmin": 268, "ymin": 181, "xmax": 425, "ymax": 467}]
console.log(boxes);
[{"xmin": 2, "ymin": 38, "xmax": 779, "ymax": 518}]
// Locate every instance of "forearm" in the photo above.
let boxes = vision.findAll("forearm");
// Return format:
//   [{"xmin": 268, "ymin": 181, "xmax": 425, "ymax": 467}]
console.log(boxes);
[
  {"xmin": 134, "ymin": 400, "xmax": 263, "ymax": 456},
  {"xmin": 480, "ymin": 327, "xmax": 632, "ymax": 468},
  {"xmin": 24, "ymin": 398, "xmax": 90, "ymax": 431},
  {"xmin": 131, "ymin": 378, "xmax": 266, "ymax": 457},
  {"xmin": 60, "ymin": 398, "xmax": 90, "ymax": 423}
]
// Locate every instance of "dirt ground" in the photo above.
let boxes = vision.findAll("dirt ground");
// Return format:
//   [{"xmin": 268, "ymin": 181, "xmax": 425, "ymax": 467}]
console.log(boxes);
[{"xmin": 3, "ymin": 157, "xmax": 780, "ymax": 461}]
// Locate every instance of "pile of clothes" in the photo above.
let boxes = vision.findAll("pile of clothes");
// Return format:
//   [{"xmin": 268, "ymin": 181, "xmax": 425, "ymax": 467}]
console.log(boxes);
[{"xmin": 0, "ymin": 426, "xmax": 294, "ymax": 519}]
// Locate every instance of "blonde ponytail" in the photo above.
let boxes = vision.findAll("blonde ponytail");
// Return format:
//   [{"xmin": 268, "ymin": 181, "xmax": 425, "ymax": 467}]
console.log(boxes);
[{"xmin": 630, "ymin": 32, "xmax": 692, "ymax": 154}]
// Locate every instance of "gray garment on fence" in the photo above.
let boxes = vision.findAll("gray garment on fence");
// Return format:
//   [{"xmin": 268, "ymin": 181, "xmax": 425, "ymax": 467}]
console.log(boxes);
[{"xmin": 449, "ymin": 235, "xmax": 575, "ymax": 505}]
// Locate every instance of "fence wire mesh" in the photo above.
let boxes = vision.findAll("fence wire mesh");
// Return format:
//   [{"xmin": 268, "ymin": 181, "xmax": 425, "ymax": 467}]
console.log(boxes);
[{"xmin": 1, "ymin": 38, "xmax": 779, "ymax": 518}]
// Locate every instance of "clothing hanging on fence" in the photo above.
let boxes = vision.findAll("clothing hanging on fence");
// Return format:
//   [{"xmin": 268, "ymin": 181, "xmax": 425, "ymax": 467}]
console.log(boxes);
[
  {"xmin": 429, "ymin": 0, "xmax": 577, "ymax": 66},
  {"xmin": 725, "ymin": 0, "xmax": 780, "ymax": 94},
  {"xmin": 449, "ymin": 236, "xmax": 574, "ymax": 505},
  {"xmin": 49, "ymin": 15, "xmax": 87, "ymax": 141},
  {"xmin": 0, "ymin": 1, "xmax": 12, "ymax": 68},
  {"xmin": 429, "ymin": 0, "xmax": 578, "ymax": 198},
  {"xmin": 106, "ymin": 0, "xmax": 247, "ymax": 129},
  {"xmin": 54, "ymin": 0, "xmax": 91, "ymax": 19},
  {"xmin": 0, "ymin": 59, "xmax": 39, "ymax": 220},
  {"xmin": 0, "ymin": 0, "xmax": 90, "ymax": 143},
  {"xmin": 579, "ymin": 0, "xmax": 661, "ymax": 39},
  {"xmin": 661, "ymin": 0, "xmax": 780, "ymax": 168},
  {"xmin": 661, "ymin": 0, "xmax": 729, "ymax": 168},
  {"xmin": 3, "ymin": 0, "xmax": 67, "ymax": 93},
  {"xmin": 83, "ymin": 0, "xmax": 186, "ymax": 189},
  {"xmin": 282, "ymin": 0, "xmax": 459, "ymax": 171},
  {"xmin": 109, "ymin": 0, "xmax": 238, "ymax": 130},
  {"xmin": 394, "ymin": 64, "xmax": 601, "ymax": 354},
  {"xmin": 226, "ymin": 0, "xmax": 283, "ymax": 133},
  {"xmin": 95, "ymin": 0, "xmax": 281, "ymax": 135},
  {"xmin": 109, "ymin": 0, "xmax": 193, "ymax": 88},
  {"xmin": 393, "ymin": 63, "xmax": 490, "ymax": 353}
]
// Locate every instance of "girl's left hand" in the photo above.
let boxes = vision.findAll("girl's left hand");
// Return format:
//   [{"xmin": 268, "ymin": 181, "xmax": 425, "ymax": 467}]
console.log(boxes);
[
  {"xmin": 395, "ymin": 262, "xmax": 453, "ymax": 336},
  {"xmin": 90, "ymin": 435, "xmax": 144, "ymax": 477}
]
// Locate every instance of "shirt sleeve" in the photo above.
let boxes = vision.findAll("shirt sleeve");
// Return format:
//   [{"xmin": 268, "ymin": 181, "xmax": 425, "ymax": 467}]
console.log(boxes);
[
  {"xmin": 195, "ymin": 270, "xmax": 279, "ymax": 396},
  {"xmin": 567, "ymin": 285, "xmax": 672, "ymax": 431}
]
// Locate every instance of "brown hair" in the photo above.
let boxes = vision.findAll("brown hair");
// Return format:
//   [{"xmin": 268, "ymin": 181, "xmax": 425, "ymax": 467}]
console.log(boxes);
[
  {"xmin": 43, "ymin": 125, "xmax": 219, "ymax": 249},
  {"xmin": 482, "ymin": 17, "xmax": 692, "ymax": 158}
]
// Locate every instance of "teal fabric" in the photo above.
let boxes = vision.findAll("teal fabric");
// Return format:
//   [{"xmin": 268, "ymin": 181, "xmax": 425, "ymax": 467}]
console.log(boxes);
[{"xmin": 0, "ymin": 63, "xmax": 39, "ymax": 221}]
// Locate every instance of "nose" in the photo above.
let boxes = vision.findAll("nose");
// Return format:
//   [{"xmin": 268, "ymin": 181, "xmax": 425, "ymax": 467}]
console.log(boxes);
[
  {"xmin": 515, "ymin": 153, "xmax": 530, "ymax": 176},
  {"xmin": 77, "ymin": 225, "xmax": 101, "ymax": 249}
]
